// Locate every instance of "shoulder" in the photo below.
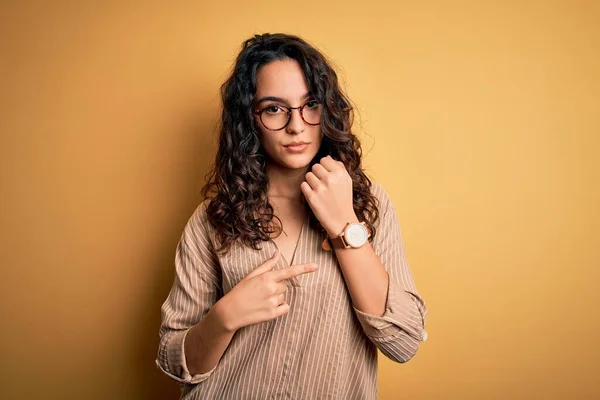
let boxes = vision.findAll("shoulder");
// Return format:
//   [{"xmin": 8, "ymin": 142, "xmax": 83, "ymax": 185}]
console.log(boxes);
[
  {"xmin": 194, "ymin": 198, "xmax": 212, "ymax": 224},
  {"xmin": 369, "ymin": 181, "xmax": 393, "ymax": 212},
  {"xmin": 182, "ymin": 198, "xmax": 215, "ymax": 246},
  {"xmin": 186, "ymin": 198, "xmax": 211, "ymax": 228}
]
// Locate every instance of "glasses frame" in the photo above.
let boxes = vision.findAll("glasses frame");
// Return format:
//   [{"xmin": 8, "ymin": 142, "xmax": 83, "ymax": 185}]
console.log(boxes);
[{"xmin": 253, "ymin": 101, "xmax": 322, "ymax": 131}]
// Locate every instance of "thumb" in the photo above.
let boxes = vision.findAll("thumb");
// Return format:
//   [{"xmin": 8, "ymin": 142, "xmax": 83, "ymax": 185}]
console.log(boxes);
[{"xmin": 243, "ymin": 250, "xmax": 280, "ymax": 280}]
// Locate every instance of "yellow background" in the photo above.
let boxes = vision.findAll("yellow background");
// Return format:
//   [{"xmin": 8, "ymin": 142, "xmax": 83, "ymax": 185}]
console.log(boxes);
[{"xmin": 1, "ymin": 1, "xmax": 598, "ymax": 399}]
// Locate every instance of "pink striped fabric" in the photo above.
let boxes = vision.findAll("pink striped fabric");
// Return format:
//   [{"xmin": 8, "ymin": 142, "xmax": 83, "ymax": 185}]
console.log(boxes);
[{"xmin": 156, "ymin": 182, "xmax": 428, "ymax": 399}]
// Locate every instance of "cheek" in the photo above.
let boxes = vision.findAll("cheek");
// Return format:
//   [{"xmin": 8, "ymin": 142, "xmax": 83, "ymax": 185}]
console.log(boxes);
[
  {"xmin": 311, "ymin": 128, "xmax": 323, "ymax": 148},
  {"xmin": 258, "ymin": 131, "xmax": 279, "ymax": 157},
  {"xmin": 256, "ymin": 123, "xmax": 273, "ymax": 147}
]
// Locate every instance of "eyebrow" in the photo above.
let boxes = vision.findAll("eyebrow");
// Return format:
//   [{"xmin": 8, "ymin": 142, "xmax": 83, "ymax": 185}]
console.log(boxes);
[{"xmin": 255, "ymin": 92, "xmax": 312, "ymax": 105}]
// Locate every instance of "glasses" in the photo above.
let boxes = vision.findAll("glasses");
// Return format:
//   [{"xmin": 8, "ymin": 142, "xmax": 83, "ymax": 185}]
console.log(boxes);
[{"xmin": 254, "ymin": 100, "xmax": 322, "ymax": 131}]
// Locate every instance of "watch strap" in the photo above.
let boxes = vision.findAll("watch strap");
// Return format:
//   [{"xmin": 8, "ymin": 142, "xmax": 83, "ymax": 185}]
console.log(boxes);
[{"xmin": 330, "ymin": 235, "xmax": 349, "ymax": 249}]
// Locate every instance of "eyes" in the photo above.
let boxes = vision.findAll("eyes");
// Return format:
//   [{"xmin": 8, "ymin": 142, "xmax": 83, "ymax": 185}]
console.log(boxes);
[
  {"xmin": 264, "ymin": 105, "xmax": 284, "ymax": 115},
  {"xmin": 263, "ymin": 100, "xmax": 320, "ymax": 115}
]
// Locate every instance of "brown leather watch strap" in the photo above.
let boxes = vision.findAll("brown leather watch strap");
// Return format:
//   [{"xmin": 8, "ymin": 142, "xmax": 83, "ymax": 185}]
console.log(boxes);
[
  {"xmin": 321, "ymin": 236, "xmax": 346, "ymax": 251},
  {"xmin": 330, "ymin": 235, "xmax": 347, "ymax": 249},
  {"xmin": 321, "ymin": 224, "xmax": 350, "ymax": 251}
]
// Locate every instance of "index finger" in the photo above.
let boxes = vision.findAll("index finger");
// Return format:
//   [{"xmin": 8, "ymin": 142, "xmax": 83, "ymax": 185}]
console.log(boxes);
[
  {"xmin": 319, "ymin": 155, "xmax": 341, "ymax": 171},
  {"xmin": 271, "ymin": 263, "xmax": 319, "ymax": 282}
]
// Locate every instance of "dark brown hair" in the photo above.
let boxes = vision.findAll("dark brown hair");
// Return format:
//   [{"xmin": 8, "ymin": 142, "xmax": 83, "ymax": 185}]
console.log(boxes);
[{"xmin": 201, "ymin": 33, "xmax": 379, "ymax": 254}]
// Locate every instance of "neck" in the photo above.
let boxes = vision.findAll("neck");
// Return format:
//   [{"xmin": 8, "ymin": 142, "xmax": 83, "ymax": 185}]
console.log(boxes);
[{"xmin": 266, "ymin": 162, "xmax": 310, "ymax": 200}]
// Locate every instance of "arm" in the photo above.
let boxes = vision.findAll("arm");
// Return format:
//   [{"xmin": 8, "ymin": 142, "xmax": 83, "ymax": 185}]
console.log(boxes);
[
  {"xmin": 183, "ymin": 296, "xmax": 236, "ymax": 377},
  {"xmin": 156, "ymin": 202, "xmax": 227, "ymax": 384},
  {"xmin": 333, "ymin": 186, "xmax": 428, "ymax": 363},
  {"xmin": 300, "ymin": 157, "xmax": 427, "ymax": 363}
]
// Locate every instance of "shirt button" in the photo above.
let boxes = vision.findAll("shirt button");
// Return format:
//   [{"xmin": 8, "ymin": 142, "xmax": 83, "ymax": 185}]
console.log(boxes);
[{"xmin": 421, "ymin": 330, "xmax": 428, "ymax": 342}]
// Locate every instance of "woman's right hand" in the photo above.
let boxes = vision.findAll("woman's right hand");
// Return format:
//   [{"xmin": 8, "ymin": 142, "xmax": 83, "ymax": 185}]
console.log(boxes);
[{"xmin": 213, "ymin": 250, "xmax": 319, "ymax": 332}]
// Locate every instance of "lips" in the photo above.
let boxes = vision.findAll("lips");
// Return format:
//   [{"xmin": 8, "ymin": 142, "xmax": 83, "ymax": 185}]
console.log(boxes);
[
  {"xmin": 284, "ymin": 142, "xmax": 310, "ymax": 153},
  {"xmin": 284, "ymin": 141, "xmax": 308, "ymax": 147}
]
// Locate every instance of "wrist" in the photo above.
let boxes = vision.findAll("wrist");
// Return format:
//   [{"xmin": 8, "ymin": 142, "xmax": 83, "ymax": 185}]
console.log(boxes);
[
  {"xmin": 210, "ymin": 296, "xmax": 238, "ymax": 333},
  {"xmin": 326, "ymin": 214, "xmax": 359, "ymax": 238}
]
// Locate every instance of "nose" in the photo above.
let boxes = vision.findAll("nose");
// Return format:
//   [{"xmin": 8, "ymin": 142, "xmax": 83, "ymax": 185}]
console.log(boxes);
[{"xmin": 286, "ymin": 108, "xmax": 306, "ymax": 135}]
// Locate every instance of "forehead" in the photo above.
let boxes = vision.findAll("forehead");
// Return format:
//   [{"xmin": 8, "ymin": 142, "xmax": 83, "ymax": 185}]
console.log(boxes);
[{"xmin": 255, "ymin": 59, "xmax": 310, "ymax": 100}]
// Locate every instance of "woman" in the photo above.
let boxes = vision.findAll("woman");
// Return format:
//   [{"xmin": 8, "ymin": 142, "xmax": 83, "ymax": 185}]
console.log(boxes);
[{"xmin": 156, "ymin": 33, "xmax": 428, "ymax": 399}]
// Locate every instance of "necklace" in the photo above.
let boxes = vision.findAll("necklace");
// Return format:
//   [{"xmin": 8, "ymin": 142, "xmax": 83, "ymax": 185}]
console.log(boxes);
[
  {"xmin": 281, "ymin": 216, "xmax": 305, "ymax": 242},
  {"xmin": 281, "ymin": 229, "xmax": 298, "ymax": 244}
]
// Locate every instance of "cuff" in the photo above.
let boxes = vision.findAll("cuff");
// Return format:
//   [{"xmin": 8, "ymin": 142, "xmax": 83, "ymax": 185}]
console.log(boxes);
[
  {"xmin": 353, "ymin": 278, "xmax": 428, "ymax": 342},
  {"xmin": 156, "ymin": 328, "xmax": 217, "ymax": 384}
]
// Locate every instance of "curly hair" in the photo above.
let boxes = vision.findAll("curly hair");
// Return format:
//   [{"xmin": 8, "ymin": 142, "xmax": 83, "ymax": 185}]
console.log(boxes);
[{"xmin": 201, "ymin": 33, "xmax": 380, "ymax": 255}]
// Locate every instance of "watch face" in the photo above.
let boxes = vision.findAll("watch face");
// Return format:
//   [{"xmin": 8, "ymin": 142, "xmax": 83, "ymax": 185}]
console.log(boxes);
[{"xmin": 345, "ymin": 223, "xmax": 368, "ymax": 247}]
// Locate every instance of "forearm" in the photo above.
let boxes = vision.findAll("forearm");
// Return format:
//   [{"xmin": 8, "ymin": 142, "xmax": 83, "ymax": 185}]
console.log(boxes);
[
  {"xmin": 315, "ymin": 182, "xmax": 427, "ymax": 363},
  {"xmin": 336, "ymin": 237, "xmax": 427, "ymax": 363},
  {"xmin": 334, "ymin": 238, "xmax": 389, "ymax": 316},
  {"xmin": 184, "ymin": 298, "xmax": 236, "ymax": 375}
]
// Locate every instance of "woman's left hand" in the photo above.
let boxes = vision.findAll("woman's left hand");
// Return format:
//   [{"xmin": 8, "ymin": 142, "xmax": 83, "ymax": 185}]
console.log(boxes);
[{"xmin": 301, "ymin": 156, "xmax": 359, "ymax": 237}]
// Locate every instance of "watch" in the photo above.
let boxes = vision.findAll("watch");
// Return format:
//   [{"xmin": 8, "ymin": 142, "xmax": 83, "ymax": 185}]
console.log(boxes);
[{"xmin": 325, "ymin": 221, "xmax": 371, "ymax": 250}]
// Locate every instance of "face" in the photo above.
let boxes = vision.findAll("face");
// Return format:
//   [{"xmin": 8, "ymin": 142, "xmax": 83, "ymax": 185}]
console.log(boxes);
[{"xmin": 253, "ymin": 59, "xmax": 323, "ymax": 171}]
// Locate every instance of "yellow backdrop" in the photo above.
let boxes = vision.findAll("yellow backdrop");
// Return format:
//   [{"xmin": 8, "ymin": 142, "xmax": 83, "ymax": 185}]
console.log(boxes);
[{"xmin": 1, "ymin": 1, "xmax": 598, "ymax": 399}]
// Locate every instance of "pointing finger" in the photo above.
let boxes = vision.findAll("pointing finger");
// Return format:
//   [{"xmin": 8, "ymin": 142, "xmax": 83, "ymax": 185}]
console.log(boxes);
[
  {"xmin": 244, "ymin": 250, "xmax": 280, "ymax": 280},
  {"xmin": 272, "ymin": 262, "xmax": 319, "ymax": 282}
]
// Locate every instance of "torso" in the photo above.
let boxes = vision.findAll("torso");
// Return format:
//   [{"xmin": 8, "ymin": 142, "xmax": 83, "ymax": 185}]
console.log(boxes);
[{"xmin": 176, "ymin": 182, "xmax": 393, "ymax": 399}]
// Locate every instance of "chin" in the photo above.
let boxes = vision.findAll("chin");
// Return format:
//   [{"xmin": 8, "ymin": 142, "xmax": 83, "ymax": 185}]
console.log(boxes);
[
  {"xmin": 281, "ymin": 156, "xmax": 313, "ymax": 170},
  {"xmin": 278, "ymin": 150, "xmax": 319, "ymax": 169},
  {"xmin": 264, "ymin": 143, "xmax": 321, "ymax": 170}
]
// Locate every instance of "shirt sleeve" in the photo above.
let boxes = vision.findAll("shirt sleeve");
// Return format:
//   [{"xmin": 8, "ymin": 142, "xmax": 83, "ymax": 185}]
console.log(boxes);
[
  {"xmin": 156, "ymin": 201, "xmax": 223, "ymax": 384},
  {"xmin": 353, "ymin": 185, "xmax": 428, "ymax": 363}
]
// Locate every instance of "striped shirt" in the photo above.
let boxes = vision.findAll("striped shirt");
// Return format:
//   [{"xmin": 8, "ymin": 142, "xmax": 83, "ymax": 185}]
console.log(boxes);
[{"xmin": 156, "ymin": 182, "xmax": 428, "ymax": 399}]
